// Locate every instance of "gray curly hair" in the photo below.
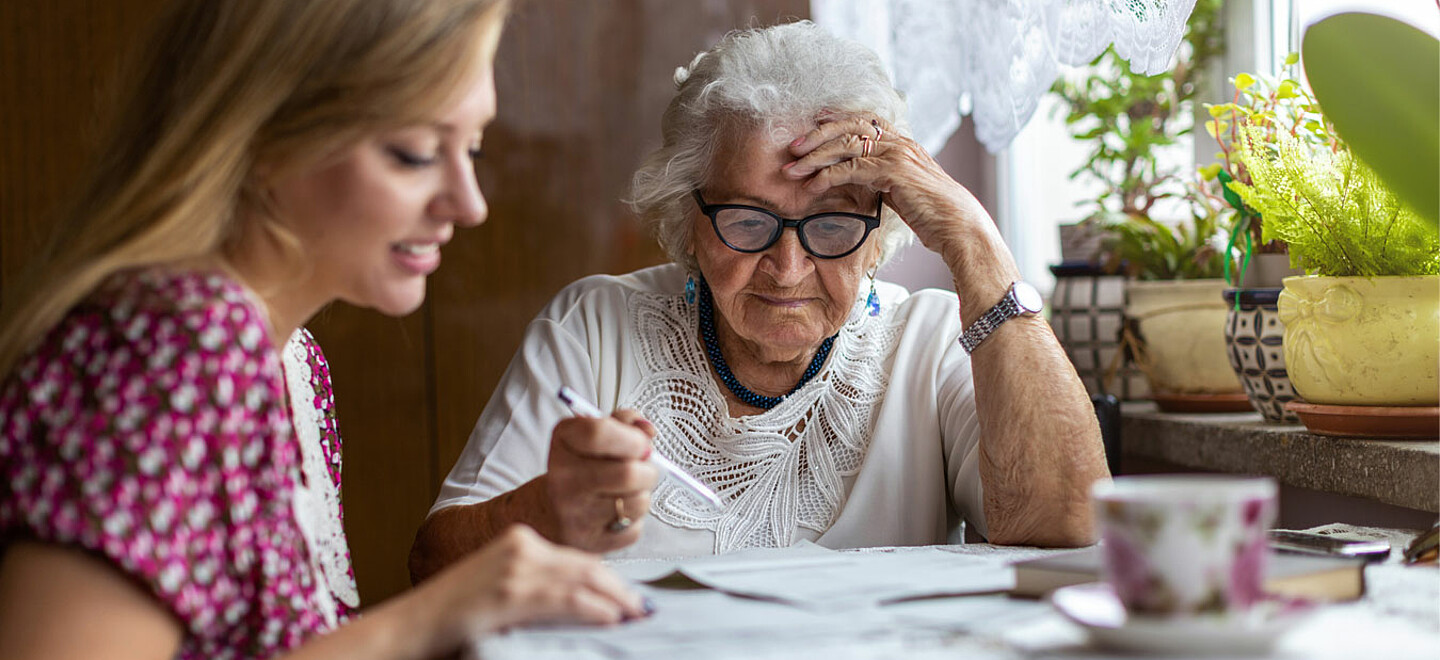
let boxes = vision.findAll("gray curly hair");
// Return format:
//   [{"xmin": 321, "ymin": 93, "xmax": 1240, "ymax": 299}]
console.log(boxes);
[{"xmin": 628, "ymin": 20, "xmax": 915, "ymax": 274}]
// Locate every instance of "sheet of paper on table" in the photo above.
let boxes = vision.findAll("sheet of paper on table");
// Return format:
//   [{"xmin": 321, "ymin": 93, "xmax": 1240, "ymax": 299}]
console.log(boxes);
[
  {"xmin": 614, "ymin": 542, "xmax": 1015, "ymax": 610},
  {"xmin": 472, "ymin": 544, "xmax": 1022, "ymax": 660}
]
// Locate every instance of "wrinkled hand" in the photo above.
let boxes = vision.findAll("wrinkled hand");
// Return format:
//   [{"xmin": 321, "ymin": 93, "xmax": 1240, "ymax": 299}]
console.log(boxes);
[
  {"xmin": 424, "ymin": 525, "xmax": 648, "ymax": 647},
  {"xmin": 545, "ymin": 410, "xmax": 659, "ymax": 552},
  {"xmin": 782, "ymin": 110, "xmax": 1006, "ymax": 273}
]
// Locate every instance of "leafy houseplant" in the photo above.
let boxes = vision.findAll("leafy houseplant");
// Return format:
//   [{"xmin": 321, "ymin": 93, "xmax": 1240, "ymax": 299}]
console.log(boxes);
[
  {"xmin": 1228, "ymin": 115, "xmax": 1440, "ymax": 409},
  {"xmin": 1230, "ymin": 126, "xmax": 1440, "ymax": 278},
  {"xmin": 1094, "ymin": 192, "xmax": 1225, "ymax": 280},
  {"xmin": 1200, "ymin": 55, "xmax": 1323, "ymax": 287},
  {"xmin": 1048, "ymin": 0, "xmax": 1243, "ymax": 405},
  {"xmin": 1199, "ymin": 59, "xmax": 1329, "ymax": 421},
  {"xmin": 1052, "ymin": 0, "xmax": 1224, "ymax": 245}
]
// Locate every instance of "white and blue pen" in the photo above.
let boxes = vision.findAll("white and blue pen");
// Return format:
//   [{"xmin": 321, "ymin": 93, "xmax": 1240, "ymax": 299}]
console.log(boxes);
[{"xmin": 556, "ymin": 386, "xmax": 725, "ymax": 511}]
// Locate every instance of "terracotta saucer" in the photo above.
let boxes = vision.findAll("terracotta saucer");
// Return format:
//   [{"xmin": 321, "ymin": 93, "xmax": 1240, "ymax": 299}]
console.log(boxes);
[
  {"xmin": 1152, "ymin": 392, "xmax": 1254, "ymax": 413},
  {"xmin": 1286, "ymin": 402, "xmax": 1440, "ymax": 439}
]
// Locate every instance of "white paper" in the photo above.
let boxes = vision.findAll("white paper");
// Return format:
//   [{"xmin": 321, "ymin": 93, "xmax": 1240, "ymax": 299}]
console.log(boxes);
[
  {"xmin": 674, "ymin": 546, "xmax": 1014, "ymax": 609},
  {"xmin": 476, "ymin": 587, "xmax": 910, "ymax": 660}
]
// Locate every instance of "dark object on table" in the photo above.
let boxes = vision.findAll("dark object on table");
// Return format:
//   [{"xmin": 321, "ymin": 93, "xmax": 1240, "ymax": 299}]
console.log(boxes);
[
  {"xmin": 1092, "ymin": 394, "xmax": 1121, "ymax": 477},
  {"xmin": 1403, "ymin": 523, "xmax": 1439, "ymax": 564}
]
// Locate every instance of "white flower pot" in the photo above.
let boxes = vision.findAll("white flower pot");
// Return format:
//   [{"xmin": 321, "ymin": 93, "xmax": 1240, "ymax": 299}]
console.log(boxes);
[{"xmin": 1125, "ymin": 279, "xmax": 1244, "ymax": 396}]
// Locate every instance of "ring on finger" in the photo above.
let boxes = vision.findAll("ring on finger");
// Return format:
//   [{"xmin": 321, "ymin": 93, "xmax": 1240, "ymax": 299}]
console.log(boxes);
[
  {"xmin": 871, "ymin": 119, "xmax": 884, "ymax": 141},
  {"xmin": 859, "ymin": 135, "xmax": 873, "ymax": 158},
  {"xmin": 606, "ymin": 497, "xmax": 633, "ymax": 533}
]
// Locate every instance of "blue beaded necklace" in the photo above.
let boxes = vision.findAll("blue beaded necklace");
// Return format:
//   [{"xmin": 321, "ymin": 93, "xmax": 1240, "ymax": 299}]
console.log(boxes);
[{"xmin": 697, "ymin": 280, "xmax": 835, "ymax": 409}]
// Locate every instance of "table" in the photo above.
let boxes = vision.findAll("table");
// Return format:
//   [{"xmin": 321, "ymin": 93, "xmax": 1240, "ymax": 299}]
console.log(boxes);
[{"xmin": 470, "ymin": 528, "xmax": 1440, "ymax": 660}]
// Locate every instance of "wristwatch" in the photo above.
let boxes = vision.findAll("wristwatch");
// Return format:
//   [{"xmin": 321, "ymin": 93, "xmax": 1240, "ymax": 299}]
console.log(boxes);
[{"xmin": 958, "ymin": 281, "xmax": 1044, "ymax": 354}]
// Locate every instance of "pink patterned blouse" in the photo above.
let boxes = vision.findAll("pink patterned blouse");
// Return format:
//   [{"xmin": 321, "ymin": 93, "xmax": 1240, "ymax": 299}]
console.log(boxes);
[{"xmin": 0, "ymin": 269, "xmax": 355, "ymax": 659}]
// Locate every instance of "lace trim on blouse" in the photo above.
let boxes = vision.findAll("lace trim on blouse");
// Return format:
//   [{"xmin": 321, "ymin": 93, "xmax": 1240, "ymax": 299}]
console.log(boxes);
[
  {"xmin": 282, "ymin": 333, "xmax": 360, "ymax": 620},
  {"xmin": 626, "ymin": 290, "xmax": 903, "ymax": 553}
]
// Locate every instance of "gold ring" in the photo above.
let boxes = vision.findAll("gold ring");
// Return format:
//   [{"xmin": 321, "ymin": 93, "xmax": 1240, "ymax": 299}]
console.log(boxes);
[
  {"xmin": 606, "ymin": 497, "xmax": 633, "ymax": 533},
  {"xmin": 859, "ymin": 135, "xmax": 873, "ymax": 158},
  {"xmin": 871, "ymin": 119, "xmax": 884, "ymax": 141}
]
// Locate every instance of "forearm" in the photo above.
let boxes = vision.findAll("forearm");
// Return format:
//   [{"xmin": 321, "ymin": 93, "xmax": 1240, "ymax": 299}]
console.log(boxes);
[
  {"xmin": 938, "ymin": 229, "xmax": 1109, "ymax": 547},
  {"xmin": 276, "ymin": 591, "xmax": 438, "ymax": 660},
  {"xmin": 408, "ymin": 476, "xmax": 558, "ymax": 584},
  {"xmin": 968, "ymin": 314, "xmax": 1110, "ymax": 547}
]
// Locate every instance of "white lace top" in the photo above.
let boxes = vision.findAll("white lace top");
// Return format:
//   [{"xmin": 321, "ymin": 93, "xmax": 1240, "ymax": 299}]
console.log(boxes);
[{"xmin": 432, "ymin": 264, "xmax": 987, "ymax": 557}]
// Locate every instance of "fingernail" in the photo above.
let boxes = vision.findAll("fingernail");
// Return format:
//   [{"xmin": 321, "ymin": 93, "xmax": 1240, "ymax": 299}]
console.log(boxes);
[
  {"xmin": 642, "ymin": 447, "xmax": 652, "ymax": 460},
  {"xmin": 642, "ymin": 597, "xmax": 658, "ymax": 616},
  {"xmin": 790, "ymin": 136, "xmax": 804, "ymax": 147}
]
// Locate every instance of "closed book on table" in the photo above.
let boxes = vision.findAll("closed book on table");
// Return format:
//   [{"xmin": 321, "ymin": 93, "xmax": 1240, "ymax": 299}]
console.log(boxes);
[{"xmin": 1009, "ymin": 546, "xmax": 1365, "ymax": 601}]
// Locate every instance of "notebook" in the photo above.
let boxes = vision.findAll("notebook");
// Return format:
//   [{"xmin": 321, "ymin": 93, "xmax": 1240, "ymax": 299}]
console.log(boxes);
[{"xmin": 1010, "ymin": 546, "xmax": 1366, "ymax": 601}]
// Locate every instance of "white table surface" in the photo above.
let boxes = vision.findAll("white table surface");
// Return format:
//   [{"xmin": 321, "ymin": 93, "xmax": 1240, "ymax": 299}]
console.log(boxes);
[{"xmin": 470, "ymin": 530, "xmax": 1440, "ymax": 660}]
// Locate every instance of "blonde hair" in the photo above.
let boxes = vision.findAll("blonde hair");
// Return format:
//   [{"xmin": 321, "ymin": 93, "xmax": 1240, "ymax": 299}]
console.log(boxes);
[
  {"xmin": 0, "ymin": 0, "xmax": 510, "ymax": 378},
  {"xmin": 629, "ymin": 21, "xmax": 915, "ymax": 274}
]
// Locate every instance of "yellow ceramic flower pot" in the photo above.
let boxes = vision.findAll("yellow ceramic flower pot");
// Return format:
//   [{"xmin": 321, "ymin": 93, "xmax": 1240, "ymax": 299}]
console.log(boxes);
[
  {"xmin": 1125, "ymin": 279, "xmax": 1243, "ymax": 395},
  {"xmin": 1278, "ymin": 275, "xmax": 1440, "ymax": 406}
]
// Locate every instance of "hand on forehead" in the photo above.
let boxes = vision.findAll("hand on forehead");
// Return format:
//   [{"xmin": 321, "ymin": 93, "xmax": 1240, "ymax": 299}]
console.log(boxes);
[{"xmin": 706, "ymin": 122, "xmax": 873, "ymax": 213}]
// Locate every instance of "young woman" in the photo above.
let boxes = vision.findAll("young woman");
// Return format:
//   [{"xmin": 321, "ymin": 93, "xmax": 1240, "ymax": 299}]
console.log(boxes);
[{"xmin": 0, "ymin": 1, "xmax": 647, "ymax": 658}]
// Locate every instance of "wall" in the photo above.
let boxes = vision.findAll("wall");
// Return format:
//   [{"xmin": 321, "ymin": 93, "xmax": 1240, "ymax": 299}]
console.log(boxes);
[{"xmin": 1, "ymin": 0, "xmax": 990, "ymax": 604}]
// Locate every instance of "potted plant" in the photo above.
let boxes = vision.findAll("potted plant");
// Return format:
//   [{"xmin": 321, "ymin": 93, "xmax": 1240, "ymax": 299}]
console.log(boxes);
[
  {"xmin": 1199, "ymin": 59, "xmax": 1321, "ymax": 422},
  {"xmin": 1049, "ymin": 0, "xmax": 1244, "ymax": 409},
  {"xmin": 1228, "ymin": 108, "xmax": 1440, "ymax": 428},
  {"xmin": 1098, "ymin": 191, "xmax": 1245, "ymax": 407},
  {"xmin": 1202, "ymin": 55, "xmax": 1312, "ymax": 290}
]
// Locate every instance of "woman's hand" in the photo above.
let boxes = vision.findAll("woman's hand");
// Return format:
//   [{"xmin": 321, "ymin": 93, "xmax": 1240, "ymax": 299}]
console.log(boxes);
[
  {"xmin": 405, "ymin": 524, "xmax": 649, "ymax": 656},
  {"xmin": 544, "ymin": 410, "xmax": 660, "ymax": 552},
  {"xmin": 783, "ymin": 111, "xmax": 1011, "ymax": 278}
]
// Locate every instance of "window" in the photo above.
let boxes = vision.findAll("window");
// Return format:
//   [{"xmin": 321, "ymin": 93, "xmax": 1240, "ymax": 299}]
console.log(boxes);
[{"xmin": 995, "ymin": 0, "xmax": 1437, "ymax": 296}]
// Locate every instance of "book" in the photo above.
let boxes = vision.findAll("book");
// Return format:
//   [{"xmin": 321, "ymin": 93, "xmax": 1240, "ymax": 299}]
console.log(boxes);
[{"xmin": 1009, "ymin": 546, "xmax": 1366, "ymax": 601}]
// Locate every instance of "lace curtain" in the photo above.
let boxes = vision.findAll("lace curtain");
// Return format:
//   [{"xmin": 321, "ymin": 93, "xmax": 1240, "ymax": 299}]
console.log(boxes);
[{"xmin": 812, "ymin": 0, "xmax": 1199, "ymax": 153}]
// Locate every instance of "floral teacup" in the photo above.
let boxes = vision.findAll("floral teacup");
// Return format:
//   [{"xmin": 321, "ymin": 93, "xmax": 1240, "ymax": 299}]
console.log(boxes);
[{"xmin": 1091, "ymin": 475, "xmax": 1277, "ymax": 618}]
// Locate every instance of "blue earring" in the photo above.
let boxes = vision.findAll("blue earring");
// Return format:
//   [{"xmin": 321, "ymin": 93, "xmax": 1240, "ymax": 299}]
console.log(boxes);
[
  {"xmin": 685, "ymin": 275, "xmax": 697, "ymax": 305},
  {"xmin": 866, "ymin": 274, "xmax": 880, "ymax": 317}
]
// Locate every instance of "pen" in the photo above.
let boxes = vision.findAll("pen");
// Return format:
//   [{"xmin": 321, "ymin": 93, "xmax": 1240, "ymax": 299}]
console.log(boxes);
[{"xmin": 556, "ymin": 386, "xmax": 725, "ymax": 511}]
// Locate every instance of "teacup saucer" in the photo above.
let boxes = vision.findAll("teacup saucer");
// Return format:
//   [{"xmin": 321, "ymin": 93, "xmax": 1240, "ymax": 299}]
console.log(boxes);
[{"xmin": 1050, "ymin": 583, "xmax": 1315, "ymax": 655}]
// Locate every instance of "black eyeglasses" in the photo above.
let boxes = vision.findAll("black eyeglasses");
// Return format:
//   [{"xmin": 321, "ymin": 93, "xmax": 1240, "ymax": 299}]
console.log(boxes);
[{"xmin": 692, "ymin": 190, "xmax": 882, "ymax": 259}]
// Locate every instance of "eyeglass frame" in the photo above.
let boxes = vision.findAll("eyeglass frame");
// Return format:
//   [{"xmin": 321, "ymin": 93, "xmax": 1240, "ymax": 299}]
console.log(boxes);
[{"xmin": 691, "ymin": 190, "xmax": 883, "ymax": 260}]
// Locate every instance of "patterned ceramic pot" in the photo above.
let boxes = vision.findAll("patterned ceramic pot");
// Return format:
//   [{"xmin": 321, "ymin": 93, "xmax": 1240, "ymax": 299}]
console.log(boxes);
[
  {"xmin": 1279, "ymin": 275, "xmax": 1440, "ymax": 405},
  {"xmin": 1050, "ymin": 264, "xmax": 1149, "ymax": 400},
  {"xmin": 1125, "ymin": 279, "xmax": 1243, "ymax": 395},
  {"xmin": 1223, "ymin": 289, "xmax": 1301, "ymax": 422},
  {"xmin": 1092, "ymin": 476, "xmax": 1278, "ymax": 617}
]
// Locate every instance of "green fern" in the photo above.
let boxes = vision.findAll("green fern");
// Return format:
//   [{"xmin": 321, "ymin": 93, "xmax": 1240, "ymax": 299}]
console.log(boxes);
[{"xmin": 1228, "ymin": 125, "xmax": 1439, "ymax": 277}]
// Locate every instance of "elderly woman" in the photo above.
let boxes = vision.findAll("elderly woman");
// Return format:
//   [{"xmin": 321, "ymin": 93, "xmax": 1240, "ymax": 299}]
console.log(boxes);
[{"xmin": 409, "ymin": 21, "xmax": 1107, "ymax": 575}]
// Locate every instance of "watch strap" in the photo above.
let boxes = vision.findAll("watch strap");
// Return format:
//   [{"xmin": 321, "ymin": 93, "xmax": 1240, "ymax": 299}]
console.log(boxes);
[{"xmin": 959, "ymin": 285, "xmax": 1022, "ymax": 354}]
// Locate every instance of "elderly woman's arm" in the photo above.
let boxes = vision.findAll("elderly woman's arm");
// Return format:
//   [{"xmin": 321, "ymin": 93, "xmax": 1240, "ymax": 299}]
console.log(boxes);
[
  {"xmin": 948, "ymin": 236, "xmax": 1110, "ymax": 547},
  {"xmin": 786, "ymin": 112, "xmax": 1110, "ymax": 547}
]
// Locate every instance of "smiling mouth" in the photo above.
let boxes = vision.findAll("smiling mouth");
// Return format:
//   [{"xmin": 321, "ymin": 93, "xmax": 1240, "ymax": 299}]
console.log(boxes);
[{"xmin": 392, "ymin": 242, "xmax": 440, "ymax": 256}]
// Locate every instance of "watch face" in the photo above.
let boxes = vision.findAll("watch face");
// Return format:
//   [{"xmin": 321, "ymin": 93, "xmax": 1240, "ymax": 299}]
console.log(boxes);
[{"xmin": 1013, "ymin": 282, "xmax": 1044, "ymax": 313}]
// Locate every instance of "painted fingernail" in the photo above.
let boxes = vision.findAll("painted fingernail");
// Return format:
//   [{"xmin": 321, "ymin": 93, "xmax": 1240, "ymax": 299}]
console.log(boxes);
[{"xmin": 642, "ymin": 597, "xmax": 658, "ymax": 616}]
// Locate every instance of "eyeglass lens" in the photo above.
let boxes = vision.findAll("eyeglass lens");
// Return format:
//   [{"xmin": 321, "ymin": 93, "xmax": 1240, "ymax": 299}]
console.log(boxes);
[{"xmin": 713, "ymin": 208, "xmax": 870, "ymax": 257}]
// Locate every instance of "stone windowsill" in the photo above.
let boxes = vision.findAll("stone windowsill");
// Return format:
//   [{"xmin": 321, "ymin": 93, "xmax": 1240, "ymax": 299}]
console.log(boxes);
[{"xmin": 1120, "ymin": 402, "xmax": 1439, "ymax": 513}]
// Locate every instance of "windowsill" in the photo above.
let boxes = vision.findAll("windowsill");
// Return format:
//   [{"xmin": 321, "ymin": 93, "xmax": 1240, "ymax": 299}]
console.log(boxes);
[{"xmin": 1119, "ymin": 402, "xmax": 1440, "ymax": 514}]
